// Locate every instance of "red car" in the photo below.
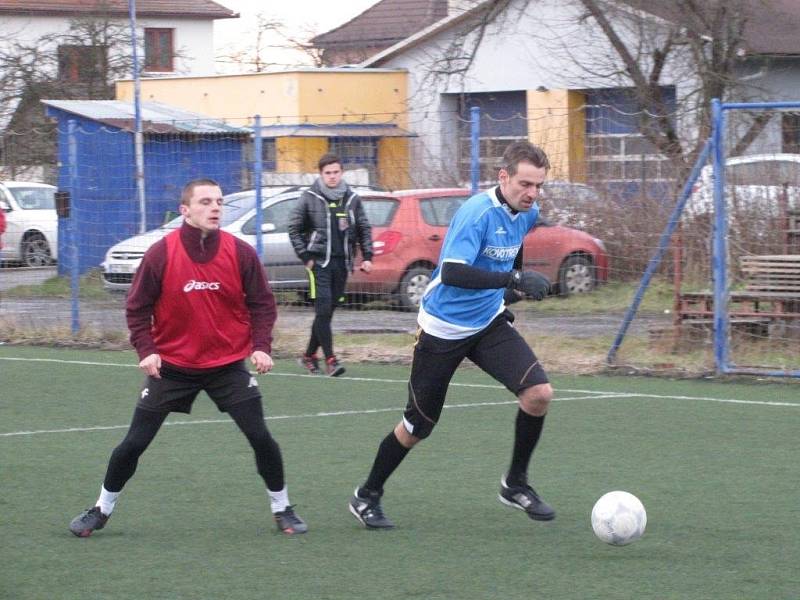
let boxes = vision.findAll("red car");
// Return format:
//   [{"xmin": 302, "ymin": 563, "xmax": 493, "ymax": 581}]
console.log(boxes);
[{"xmin": 349, "ymin": 188, "xmax": 609, "ymax": 309}]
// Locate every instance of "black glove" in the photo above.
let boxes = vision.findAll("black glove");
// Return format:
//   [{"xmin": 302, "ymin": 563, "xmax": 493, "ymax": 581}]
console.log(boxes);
[
  {"xmin": 503, "ymin": 288, "xmax": 523, "ymax": 305},
  {"xmin": 508, "ymin": 270, "xmax": 551, "ymax": 301}
]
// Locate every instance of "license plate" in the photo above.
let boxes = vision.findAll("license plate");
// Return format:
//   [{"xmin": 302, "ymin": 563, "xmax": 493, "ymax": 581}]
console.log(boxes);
[{"xmin": 108, "ymin": 264, "xmax": 135, "ymax": 274}]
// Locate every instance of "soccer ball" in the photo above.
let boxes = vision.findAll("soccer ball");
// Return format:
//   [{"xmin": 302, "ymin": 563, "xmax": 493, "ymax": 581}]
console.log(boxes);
[{"xmin": 591, "ymin": 491, "xmax": 647, "ymax": 546}]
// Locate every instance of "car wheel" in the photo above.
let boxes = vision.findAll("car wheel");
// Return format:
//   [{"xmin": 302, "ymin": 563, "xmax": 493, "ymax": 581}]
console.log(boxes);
[
  {"xmin": 398, "ymin": 266, "xmax": 432, "ymax": 310},
  {"xmin": 22, "ymin": 233, "xmax": 52, "ymax": 267},
  {"xmin": 558, "ymin": 255, "xmax": 595, "ymax": 295}
]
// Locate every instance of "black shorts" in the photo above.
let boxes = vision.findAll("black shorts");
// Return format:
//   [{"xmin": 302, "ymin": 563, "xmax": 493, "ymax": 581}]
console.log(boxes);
[
  {"xmin": 136, "ymin": 360, "xmax": 262, "ymax": 414},
  {"xmin": 403, "ymin": 311, "xmax": 548, "ymax": 439}
]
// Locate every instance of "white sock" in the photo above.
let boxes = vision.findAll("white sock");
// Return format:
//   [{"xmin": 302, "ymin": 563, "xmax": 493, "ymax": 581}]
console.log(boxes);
[
  {"xmin": 268, "ymin": 487, "xmax": 290, "ymax": 513},
  {"xmin": 96, "ymin": 485, "xmax": 120, "ymax": 516}
]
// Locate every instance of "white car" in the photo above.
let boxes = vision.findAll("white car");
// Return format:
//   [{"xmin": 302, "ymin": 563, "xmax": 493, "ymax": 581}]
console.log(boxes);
[
  {"xmin": 101, "ymin": 185, "xmax": 381, "ymax": 290},
  {"xmin": 688, "ymin": 153, "xmax": 800, "ymax": 217},
  {"xmin": 0, "ymin": 181, "xmax": 58, "ymax": 267}
]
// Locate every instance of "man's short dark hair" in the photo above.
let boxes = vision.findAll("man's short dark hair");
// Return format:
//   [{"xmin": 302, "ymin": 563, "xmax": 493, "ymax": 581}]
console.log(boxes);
[
  {"xmin": 317, "ymin": 152, "xmax": 344, "ymax": 171},
  {"xmin": 502, "ymin": 141, "xmax": 550, "ymax": 177},
  {"xmin": 318, "ymin": 153, "xmax": 342, "ymax": 171},
  {"xmin": 181, "ymin": 178, "xmax": 220, "ymax": 205}
]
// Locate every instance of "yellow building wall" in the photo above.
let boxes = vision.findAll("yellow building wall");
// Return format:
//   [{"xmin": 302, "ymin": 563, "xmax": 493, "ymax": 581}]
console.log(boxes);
[
  {"xmin": 377, "ymin": 138, "xmax": 411, "ymax": 189},
  {"xmin": 276, "ymin": 138, "xmax": 328, "ymax": 173},
  {"xmin": 117, "ymin": 69, "xmax": 411, "ymax": 184},
  {"xmin": 116, "ymin": 70, "xmax": 408, "ymax": 127},
  {"xmin": 293, "ymin": 72, "xmax": 408, "ymax": 127},
  {"xmin": 526, "ymin": 89, "xmax": 586, "ymax": 182}
]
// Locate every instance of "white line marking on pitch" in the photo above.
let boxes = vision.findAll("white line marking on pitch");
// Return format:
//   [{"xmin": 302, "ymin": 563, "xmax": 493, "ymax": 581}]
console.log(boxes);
[
  {"xmin": 0, "ymin": 394, "xmax": 626, "ymax": 438},
  {"xmin": 1, "ymin": 355, "xmax": 797, "ymax": 438}
]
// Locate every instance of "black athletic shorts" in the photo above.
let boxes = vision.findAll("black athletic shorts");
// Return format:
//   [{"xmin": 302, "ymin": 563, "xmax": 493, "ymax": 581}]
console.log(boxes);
[
  {"xmin": 403, "ymin": 311, "xmax": 548, "ymax": 439},
  {"xmin": 136, "ymin": 360, "xmax": 261, "ymax": 414}
]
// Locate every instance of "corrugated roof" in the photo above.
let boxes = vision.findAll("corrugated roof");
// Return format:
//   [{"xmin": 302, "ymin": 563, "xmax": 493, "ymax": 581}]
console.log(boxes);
[
  {"xmin": 0, "ymin": 0, "xmax": 236, "ymax": 19},
  {"xmin": 312, "ymin": 0, "xmax": 447, "ymax": 49},
  {"xmin": 258, "ymin": 123, "xmax": 417, "ymax": 138},
  {"xmin": 41, "ymin": 100, "xmax": 249, "ymax": 134}
]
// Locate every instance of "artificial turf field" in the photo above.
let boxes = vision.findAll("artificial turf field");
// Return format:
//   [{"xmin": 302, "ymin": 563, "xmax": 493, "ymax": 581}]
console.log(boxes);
[{"xmin": 1, "ymin": 345, "xmax": 798, "ymax": 600}]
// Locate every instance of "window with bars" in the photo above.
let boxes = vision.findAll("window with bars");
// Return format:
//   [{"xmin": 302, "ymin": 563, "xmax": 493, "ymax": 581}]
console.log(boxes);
[
  {"xmin": 455, "ymin": 91, "xmax": 528, "ymax": 184},
  {"xmin": 328, "ymin": 137, "xmax": 378, "ymax": 175},
  {"xmin": 584, "ymin": 87, "xmax": 676, "ymax": 185},
  {"xmin": 585, "ymin": 134, "xmax": 672, "ymax": 183},
  {"xmin": 144, "ymin": 28, "xmax": 173, "ymax": 72}
]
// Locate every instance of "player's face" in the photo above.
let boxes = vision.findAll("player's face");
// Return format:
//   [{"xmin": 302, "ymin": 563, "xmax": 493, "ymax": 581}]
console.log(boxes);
[
  {"xmin": 180, "ymin": 184, "xmax": 224, "ymax": 235},
  {"xmin": 320, "ymin": 162, "xmax": 343, "ymax": 189},
  {"xmin": 498, "ymin": 161, "xmax": 547, "ymax": 212}
]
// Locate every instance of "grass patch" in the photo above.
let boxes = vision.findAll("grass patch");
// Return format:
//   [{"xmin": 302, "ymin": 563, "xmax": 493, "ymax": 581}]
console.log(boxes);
[
  {"xmin": 532, "ymin": 278, "xmax": 675, "ymax": 315},
  {"xmin": 3, "ymin": 268, "xmax": 112, "ymax": 300}
]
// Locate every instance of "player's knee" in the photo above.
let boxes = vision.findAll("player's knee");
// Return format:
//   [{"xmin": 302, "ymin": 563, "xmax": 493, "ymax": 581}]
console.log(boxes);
[
  {"xmin": 518, "ymin": 383, "xmax": 553, "ymax": 416},
  {"xmin": 113, "ymin": 438, "xmax": 148, "ymax": 461},
  {"xmin": 394, "ymin": 421, "xmax": 423, "ymax": 447}
]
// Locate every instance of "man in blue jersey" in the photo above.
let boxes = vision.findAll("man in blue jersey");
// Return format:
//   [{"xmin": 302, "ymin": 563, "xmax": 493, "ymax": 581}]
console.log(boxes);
[{"xmin": 349, "ymin": 141, "xmax": 555, "ymax": 529}]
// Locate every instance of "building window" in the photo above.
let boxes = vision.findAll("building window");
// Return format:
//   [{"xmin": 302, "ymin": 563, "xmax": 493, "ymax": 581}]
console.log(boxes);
[
  {"xmin": 328, "ymin": 137, "xmax": 378, "ymax": 177},
  {"xmin": 584, "ymin": 88, "xmax": 676, "ymax": 191},
  {"xmin": 782, "ymin": 113, "xmax": 800, "ymax": 153},
  {"xmin": 58, "ymin": 45, "xmax": 108, "ymax": 83},
  {"xmin": 144, "ymin": 28, "xmax": 173, "ymax": 72},
  {"xmin": 261, "ymin": 139, "xmax": 276, "ymax": 172},
  {"xmin": 456, "ymin": 91, "xmax": 528, "ymax": 184}
]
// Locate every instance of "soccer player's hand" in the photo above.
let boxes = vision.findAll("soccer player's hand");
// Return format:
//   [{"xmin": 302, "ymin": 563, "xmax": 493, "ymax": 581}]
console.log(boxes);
[
  {"xmin": 508, "ymin": 270, "xmax": 551, "ymax": 301},
  {"xmin": 139, "ymin": 353, "xmax": 162, "ymax": 379},
  {"xmin": 251, "ymin": 350, "xmax": 273, "ymax": 374}
]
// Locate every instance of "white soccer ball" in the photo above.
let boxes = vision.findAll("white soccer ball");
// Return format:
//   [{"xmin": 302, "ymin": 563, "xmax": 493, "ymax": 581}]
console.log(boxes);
[{"xmin": 591, "ymin": 491, "xmax": 647, "ymax": 546}]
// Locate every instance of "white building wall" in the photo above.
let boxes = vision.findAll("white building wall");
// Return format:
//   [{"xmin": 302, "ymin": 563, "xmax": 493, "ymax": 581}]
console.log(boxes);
[
  {"xmin": 0, "ymin": 14, "xmax": 217, "ymax": 77},
  {"xmin": 373, "ymin": 0, "xmax": 697, "ymax": 182},
  {"xmin": 373, "ymin": 0, "xmax": 800, "ymax": 178}
]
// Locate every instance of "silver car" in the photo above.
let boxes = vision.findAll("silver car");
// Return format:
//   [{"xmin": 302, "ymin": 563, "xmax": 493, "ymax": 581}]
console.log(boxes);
[
  {"xmin": 101, "ymin": 185, "xmax": 381, "ymax": 290},
  {"xmin": 0, "ymin": 181, "xmax": 58, "ymax": 267}
]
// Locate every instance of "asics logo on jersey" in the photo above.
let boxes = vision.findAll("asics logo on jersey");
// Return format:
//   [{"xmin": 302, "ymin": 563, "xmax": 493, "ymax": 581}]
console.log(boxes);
[
  {"xmin": 183, "ymin": 280, "xmax": 221, "ymax": 292},
  {"xmin": 495, "ymin": 226, "xmax": 507, "ymax": 235},
  {"xmin": 481, "ymin": 245, "xmax": 520, "ymax": 261}
]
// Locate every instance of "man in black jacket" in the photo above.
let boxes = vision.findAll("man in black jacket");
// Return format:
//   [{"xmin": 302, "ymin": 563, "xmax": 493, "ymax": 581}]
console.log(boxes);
[{"xmin": 288, "ymin": 153, "xmax": 373, "ymax": 376}]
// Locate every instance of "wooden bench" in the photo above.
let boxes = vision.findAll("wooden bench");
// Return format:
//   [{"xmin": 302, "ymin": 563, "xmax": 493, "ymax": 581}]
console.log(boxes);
[{"xmin": 677, "ymin": 254, "xmax": 800, "ymax": 322}]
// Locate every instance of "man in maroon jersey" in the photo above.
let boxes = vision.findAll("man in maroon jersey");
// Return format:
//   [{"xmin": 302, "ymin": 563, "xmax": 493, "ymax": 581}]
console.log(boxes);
[{"xmin": 69, "ymin": 179, "xmax": 307, "ymax": 537}]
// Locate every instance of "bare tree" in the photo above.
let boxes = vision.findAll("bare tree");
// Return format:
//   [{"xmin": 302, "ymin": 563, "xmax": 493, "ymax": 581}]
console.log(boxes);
[
  {"xmin": 216, "ymin": 14, "xmax": 325, "ymax": 72},
  {"xmin": 575, "ymin": 0, "xmax": 770, "ymax": 171},
  {"xmin": 216, "ymin": 14, "xmax": 286, "ymax": 72},
  {"xmin": 416, "ymin": 0, "xmax": 770, "ymax": 174},
  {"xmin": 0, "ymin": 13, "xmax": 136, "ymax": 177}
]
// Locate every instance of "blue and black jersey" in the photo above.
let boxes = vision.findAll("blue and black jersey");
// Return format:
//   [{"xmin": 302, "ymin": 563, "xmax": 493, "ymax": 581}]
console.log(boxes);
[{"xmin": 418, "ymin": 186, "xmax": 540, "ymax": 339}]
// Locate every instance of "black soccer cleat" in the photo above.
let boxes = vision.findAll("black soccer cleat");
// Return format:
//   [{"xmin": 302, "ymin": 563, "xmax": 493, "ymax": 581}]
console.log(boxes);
[
  {"xmin": 274, "ymin": 505, "xmax": 308, "ymax": 535},
  {"xmin": 498, "ymin": 476, "xmax": 556, "ymax": 521},
  {"xmin": 349, "ymin": 488, "xmax": 394, "ymax": 529},
  {"xmin": 69, "ymin": 506, "xmax": 109, "ymax": 537}
]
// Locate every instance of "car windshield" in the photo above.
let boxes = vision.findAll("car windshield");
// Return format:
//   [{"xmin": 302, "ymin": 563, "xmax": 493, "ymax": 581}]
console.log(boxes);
[
  {"xmin": 161, "ymin": 186, "xmax": 294, "ymax": 229},
  {"xmin": 9, "ymin": 187, "xmax": 55, "ymax": 209}
]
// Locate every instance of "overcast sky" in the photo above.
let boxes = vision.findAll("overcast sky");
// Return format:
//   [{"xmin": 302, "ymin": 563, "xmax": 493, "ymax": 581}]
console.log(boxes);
[{"xmin": 213, "ymin": 0, "xmax": 379, "ymax": 70}]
